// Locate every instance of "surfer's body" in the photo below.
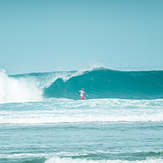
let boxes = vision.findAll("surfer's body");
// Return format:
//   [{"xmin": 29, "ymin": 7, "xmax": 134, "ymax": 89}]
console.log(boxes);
[{"xmin": 79, "ymin": 88, "xmax": 88, "ymax": 100}]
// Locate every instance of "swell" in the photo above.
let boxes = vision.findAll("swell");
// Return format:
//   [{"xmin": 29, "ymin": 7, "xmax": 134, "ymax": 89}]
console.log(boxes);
[{"xmin": 43, "ymin": 68, "xmax": 163, "ymax": 100}]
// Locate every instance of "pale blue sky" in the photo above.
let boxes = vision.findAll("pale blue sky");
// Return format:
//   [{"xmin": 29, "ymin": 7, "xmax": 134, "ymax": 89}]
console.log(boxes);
[{"xmin": 0, "ymin": 0, "xmax": 163, "ymax": 74}]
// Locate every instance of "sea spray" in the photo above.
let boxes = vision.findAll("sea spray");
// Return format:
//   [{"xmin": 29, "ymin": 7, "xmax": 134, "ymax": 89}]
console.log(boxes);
[{"xmin": 0, "ymin": 70, "xmax": 43, "ymax": 103}]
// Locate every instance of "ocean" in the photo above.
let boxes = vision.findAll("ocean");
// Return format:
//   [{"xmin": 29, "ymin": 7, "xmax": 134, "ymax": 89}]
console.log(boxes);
[{"xmin": 0, "ymin": 67, "xmax": 163, "ymax": 163}]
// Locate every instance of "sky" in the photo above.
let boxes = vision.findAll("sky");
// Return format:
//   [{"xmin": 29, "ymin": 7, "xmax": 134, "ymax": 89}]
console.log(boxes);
[{"xmin": 0, "ymin": 0, "xmax": 163, "ymax": 74}]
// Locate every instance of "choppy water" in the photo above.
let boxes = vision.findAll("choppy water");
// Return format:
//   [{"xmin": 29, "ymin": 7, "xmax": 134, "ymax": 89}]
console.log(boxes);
[{"xmin": 0, "ymin": 67, "xmax": 163, "ymax": 163}]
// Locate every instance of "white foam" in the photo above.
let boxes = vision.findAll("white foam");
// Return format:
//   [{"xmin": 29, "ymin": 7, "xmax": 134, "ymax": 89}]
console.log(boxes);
[
  {"xmin": 45, "ymin": 157, "xmax": 163, "ymax": 163},
  {"xmin": 0, "ymin": 70, "xmax": 42, "ymax": 103},
  {"xmin": 1, "ymin": 99, "xmax": 163, "ymax": 124},
  {"xmin": 0, "ymin": 153, "xmax": 48, "ymax": 159}
]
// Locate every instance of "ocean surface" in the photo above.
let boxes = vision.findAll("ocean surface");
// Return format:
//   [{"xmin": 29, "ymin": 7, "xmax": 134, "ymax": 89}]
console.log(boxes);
[{"xmin": 0, "ymin": 67, "xmax": 163, "ymax": 163}]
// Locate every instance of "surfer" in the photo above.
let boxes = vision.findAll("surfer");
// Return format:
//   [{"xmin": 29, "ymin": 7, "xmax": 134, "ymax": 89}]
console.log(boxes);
[{"xmin": 79, "ymin": 88, "xmax": 88, "ymax": 100}]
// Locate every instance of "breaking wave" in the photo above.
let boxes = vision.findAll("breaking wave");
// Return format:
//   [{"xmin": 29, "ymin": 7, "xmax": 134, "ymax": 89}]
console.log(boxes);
[{"xmin": 0, "ymin": 67, "xmax": 163, "ymax": 103}]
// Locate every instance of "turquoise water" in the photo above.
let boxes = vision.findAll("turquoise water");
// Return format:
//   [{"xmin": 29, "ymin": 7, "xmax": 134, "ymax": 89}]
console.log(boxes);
[
  {"xmin": 43, "ymin": 69, "xmax": 163, "ymax": 100},
  {"xmin": 0, "ymin": 68, "xmax": 163, "ymax": 163}
]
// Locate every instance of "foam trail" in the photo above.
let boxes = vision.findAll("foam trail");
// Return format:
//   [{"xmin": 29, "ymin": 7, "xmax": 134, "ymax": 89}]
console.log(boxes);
[
  {"xmin": 1, "ymin": 99, "xmax": 163, "ymax": 124},
  {"xmin": 45, "ymin": 157, "xmax": 163, "ymax": 163}
]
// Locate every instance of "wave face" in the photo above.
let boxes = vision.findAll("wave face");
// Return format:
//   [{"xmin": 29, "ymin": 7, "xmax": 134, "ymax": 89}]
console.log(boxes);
[
  {"xmin": 44, "ymin": 68, "xmax": 163, "ymax": 100},
  {"xmin": 0, "ymin": 67, "xmax": 163, "ymax": 103}
]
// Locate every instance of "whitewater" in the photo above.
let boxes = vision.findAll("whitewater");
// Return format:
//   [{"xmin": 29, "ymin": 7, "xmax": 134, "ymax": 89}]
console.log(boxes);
[{"xmin": 0, "ymin": 67, "xmax": 163, "ymax": 163}]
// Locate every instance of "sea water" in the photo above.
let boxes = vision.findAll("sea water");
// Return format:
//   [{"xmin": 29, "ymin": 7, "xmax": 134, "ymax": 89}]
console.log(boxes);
[{"xmin": 0, "ymin": 67, "xmax": 163, "ymax": 163}]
